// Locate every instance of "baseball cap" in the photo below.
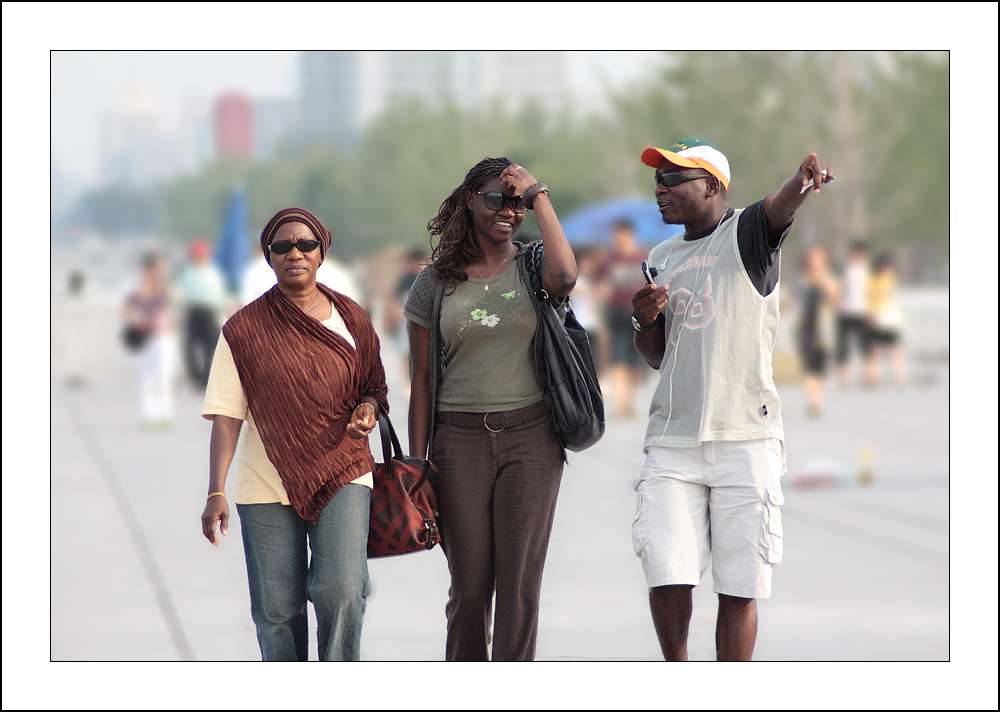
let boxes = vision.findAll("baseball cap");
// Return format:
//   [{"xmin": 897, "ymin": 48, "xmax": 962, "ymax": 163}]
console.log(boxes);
[{"xmin": 641, "ymin": 137, "xmax": 731, "ymax": 190}]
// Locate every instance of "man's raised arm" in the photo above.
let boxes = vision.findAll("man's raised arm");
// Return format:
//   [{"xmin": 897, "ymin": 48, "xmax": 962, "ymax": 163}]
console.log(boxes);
[{"xmin": 762, "ymin": 153, "xmax": 835, "ymax": 244}]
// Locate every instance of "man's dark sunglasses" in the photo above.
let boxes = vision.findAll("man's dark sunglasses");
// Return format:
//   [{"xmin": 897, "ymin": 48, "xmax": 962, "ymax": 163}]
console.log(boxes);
[
  {"xmin": 475, "ymin": 191, "xmax": 527, "ymax": 214},
  {"xmin": 268, "ymin": 239, "xmax": 322, "ymax": 254},
  {"xmin": 654, "ymin": 172, "xmax": 714, "ymax": 188}
]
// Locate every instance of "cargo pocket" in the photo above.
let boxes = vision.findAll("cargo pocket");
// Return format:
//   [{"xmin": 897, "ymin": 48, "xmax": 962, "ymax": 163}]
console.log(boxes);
[
  {"xmin": 767, "ymin": 437, "xmax": 788, "ymax": 477},
  {"xmin": 631, "ymin": 480, "xmax": 647, "ymax": 558},
  {"xmin": 760, "ymin": 487, "xmax": 785, "ymax": 564}
]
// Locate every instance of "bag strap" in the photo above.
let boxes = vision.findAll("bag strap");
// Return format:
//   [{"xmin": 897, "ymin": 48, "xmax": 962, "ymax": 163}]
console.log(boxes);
[
  {"xmin": 375, "ymin": 411, "xmax": 437, "ymax": 495},
  {"xmin": 376, "ymin": 411, "xmax": 404, "ymax": 463},
  {"xmin": 525, "ymin": 240, "xmax": 572, "ymax": 315}
]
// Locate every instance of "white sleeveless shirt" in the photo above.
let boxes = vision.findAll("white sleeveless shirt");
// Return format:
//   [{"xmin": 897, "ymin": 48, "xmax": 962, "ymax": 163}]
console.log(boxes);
[{"xmin": 643, "ymin": 208, "xmax": 784, "ymax": 449}]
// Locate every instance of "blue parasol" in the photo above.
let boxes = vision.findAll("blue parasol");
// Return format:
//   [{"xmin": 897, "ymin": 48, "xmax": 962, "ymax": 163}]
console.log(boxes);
[
  {"xmin": 559, "ymin": 197, "xmax": 685, "ymax": 246},
  {"xmin": 214, "ymin": 186, "xmax": 250, "ymax": 294}
]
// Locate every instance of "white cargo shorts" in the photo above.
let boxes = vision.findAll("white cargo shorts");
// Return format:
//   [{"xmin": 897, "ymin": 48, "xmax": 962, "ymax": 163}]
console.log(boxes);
[{"xmin": 632, "ymin": 438, "xmax": 786, "ymax": 599}]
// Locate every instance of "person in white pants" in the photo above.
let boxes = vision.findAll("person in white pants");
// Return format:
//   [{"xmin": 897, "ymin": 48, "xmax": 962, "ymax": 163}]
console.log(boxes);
[{"xmin": 123, "ymin": 253, "xmax": 176, "ymax": 428}]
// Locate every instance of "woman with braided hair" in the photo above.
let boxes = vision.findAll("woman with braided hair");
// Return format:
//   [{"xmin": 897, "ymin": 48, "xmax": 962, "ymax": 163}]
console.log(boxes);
[{"xmin": 404, "ymin": 157, "xmax": 577, "ymax": 661}]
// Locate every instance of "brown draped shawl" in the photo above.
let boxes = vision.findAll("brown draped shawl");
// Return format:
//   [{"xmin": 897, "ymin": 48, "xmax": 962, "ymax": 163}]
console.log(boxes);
[{"xmin": 223, "ymin": 283, "xmax": 388, "ymax": 523}]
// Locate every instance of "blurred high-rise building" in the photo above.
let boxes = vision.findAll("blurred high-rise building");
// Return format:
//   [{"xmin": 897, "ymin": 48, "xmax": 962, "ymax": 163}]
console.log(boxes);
[
  {"xmin": 175, "ymin": 95, "xmax": 213, "ymax": 176},
  {"xmin": 254, "ymin": 98, "xmax": 302, "ymax": 162},
  {"xmin": 99, "ymin": 86, "xmax": 177, "ymax": 188},
  {"xmin": 478, "ymin": 51, "xmax": 567, "ymax": 115},
  {"xmin": 297, "ymin": 51, "xmax": 568, "ymax": 149},
  {"xmin": 214, "ymin": 92, "xmax": 254, "ymax": 158},
  {"xmin": 379, "ymin": 51, "xmax": 479, "ymax": 112},
  {"xmin": 301, "ymin": 50, "xmax": 363, "ymax": 149}
]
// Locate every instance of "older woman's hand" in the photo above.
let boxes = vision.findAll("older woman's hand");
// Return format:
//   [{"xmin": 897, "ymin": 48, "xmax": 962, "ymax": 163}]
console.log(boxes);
[
  {"xmin": 201, "ymin": 495, "xmax": 230, "ymax": 546},
  {"xmin": 346, "ymin": 401, "xmax": 378, "ymax": 440}
]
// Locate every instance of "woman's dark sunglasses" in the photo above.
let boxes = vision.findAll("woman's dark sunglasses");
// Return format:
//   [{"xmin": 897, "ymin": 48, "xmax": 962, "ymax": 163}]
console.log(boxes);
[
  {"xmin": 475, "ymin": 191, "xmax": 527, "ymax": 214},
  {"xmin": 268, "ymin": 239, "xmax": 322, "ymax": 254},
  {"xmin": 654, "ymin": 173, "xmax": 714, "ymax": 188}
]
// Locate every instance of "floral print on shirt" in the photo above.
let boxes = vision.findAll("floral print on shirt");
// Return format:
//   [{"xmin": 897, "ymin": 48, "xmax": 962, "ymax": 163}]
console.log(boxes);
[{"xmin": 454, "ymin": 287, "xmax": 529, "ymax": 339}]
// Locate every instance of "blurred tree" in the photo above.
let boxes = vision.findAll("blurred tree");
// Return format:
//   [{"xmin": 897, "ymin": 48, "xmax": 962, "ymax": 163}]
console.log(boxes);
[
  {"xmin": 159, "ymin": 157, "xmax": 251, "ymax": 241},
  {"xmin": 73, "ymin": 185, "xmax": 158, "ymax": 237},
  {"xmin": 862, "ymin": 51, "xmax": 949, "ymax": 255},
  {"xmin": 114, "ymin": 51, "xmax": 946, "ymax": 276},
  {"xmin": 606, "ymin": 50, "xmax": 949, "ymax": 270}
]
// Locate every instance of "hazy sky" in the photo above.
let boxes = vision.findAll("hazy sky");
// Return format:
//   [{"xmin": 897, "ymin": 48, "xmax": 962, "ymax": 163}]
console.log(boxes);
[{"xmin": 51, "ymin": 51, "xmax": 663, "ymax": 186}]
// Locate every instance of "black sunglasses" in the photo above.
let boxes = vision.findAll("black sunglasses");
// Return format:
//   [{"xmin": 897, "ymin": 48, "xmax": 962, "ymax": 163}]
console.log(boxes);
[
  {"xmin": 268, "ymin": 239, "xmax": 322, "ymax": 255},
  {"xmin": 654, "ymin": 173, "xmax": 714, "ymax": 188},
  {"xmin": 474, "ymin": 191, "xmax": 527, "ymax": 214}
]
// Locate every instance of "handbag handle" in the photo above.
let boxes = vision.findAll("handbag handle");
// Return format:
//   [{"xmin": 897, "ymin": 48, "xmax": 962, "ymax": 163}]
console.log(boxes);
[
  {"xmin": 374, "ymin": 411, "xmax": 437, "ymax": 494},
  {"xmin": 376, "ymin": 411, "xmax": 404, "ymax": 464}
]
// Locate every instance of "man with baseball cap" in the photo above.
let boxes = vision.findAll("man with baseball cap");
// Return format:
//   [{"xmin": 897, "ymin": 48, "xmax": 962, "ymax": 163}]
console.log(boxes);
[{"xmin": 630, "ymin": 137, "xmax": 834, "ymax": 660}]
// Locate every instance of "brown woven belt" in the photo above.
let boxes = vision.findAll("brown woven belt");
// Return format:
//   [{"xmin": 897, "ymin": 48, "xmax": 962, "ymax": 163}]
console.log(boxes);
[{"xmin": 435, "ymin": 401, "xmax": 549, "ymax": 432}]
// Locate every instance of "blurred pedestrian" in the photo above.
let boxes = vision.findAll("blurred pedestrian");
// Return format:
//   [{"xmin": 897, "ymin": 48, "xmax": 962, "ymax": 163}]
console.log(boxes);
[
  {"xmin": 200, "ymin": 207, "xmax": 388, "ymax": 662},
  {"xmin": 122, "ymin": 253, "xmax": 175, "ymax": 429},
  {"xmin": 386, "ymin": 248, "xmax": 427, "ymax": 396},
  {"xmin": 570, "ymin": 246, "xmax": 609, "ymax": 375},
  {"xmin": 835, "ymin": 240, "xmax": 873, "ymax": 387},
  {"xmin": 601, "ymin": 219, "xmax": 648, "ymax": 418},
  {"xmin": 64, "ymin": 270, "xmax": 89, "ymax": 388},
  {"xmin": 797, "ymin": 244, "xmax": 840, "ymax": 417},
  {"xmin": 177, "ymin": 238, "xmax": 228, "ymax": 389},
  {"xmin": 405, "ymin": 158, "xmax": 577, "ymax": 661},
  {"xmin": 865, "ymin": 253, "xmax": 906, "ymax": 387},
  {"xmin": 240, "ymin": 253, "xmax": 277, "ymax": 307},
  {"xmin": 317, "ymin": 255, "xmax": 365, "ymax": 306},
  {"xmin": 631, "ymin": 138, "xmax": 834, "ymax": 661}
]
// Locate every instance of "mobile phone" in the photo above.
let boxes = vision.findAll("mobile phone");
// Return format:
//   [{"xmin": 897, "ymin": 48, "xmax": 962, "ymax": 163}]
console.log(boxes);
[
  {"xmin": 641, "ymin": 260, "xmax": 657, "ymax": 285},
  {"xmin": 800, "ymin": 174, "xmax": 835, "ymax": 194}
]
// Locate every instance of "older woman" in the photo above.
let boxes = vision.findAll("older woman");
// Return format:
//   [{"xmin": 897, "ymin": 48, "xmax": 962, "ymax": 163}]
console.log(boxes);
[
  {"xmin": 200, "ymin": 207, "xmax": 388, "ymax": 662},
  {"xmin": 404, "ymin": 158, "xmax": 577, "ymax": 661}
]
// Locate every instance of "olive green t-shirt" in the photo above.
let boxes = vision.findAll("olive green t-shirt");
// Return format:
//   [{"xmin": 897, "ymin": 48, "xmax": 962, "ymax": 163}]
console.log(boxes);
[{"xmin": 406, "ymin": 262, "xmax": 542, "ymax": 412}]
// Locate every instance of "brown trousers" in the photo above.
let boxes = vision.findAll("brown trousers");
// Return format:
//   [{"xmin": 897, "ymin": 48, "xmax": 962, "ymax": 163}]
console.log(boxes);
[{"xmin": 431, "ymin": 408, "xmax": 564, "ymax": 661}]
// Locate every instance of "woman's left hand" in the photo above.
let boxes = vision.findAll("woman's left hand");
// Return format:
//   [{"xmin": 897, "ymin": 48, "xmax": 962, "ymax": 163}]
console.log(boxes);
[
  {"xmin": 500, "ymin": 163, "xmax": 539, "ymax": 196},
  {"xmin": 346, "ymin": 402, "xmax": 377, "ymax": 439}
]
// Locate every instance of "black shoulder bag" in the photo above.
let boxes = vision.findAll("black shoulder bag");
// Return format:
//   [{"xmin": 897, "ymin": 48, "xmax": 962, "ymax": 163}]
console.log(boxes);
[{"xmin": 525, "ymin": 245, "xmax": 605, "ymax": 452}]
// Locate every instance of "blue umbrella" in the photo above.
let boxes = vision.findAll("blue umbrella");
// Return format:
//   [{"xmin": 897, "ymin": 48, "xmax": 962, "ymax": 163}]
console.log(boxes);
[
  {"xmin": 559, "ymin": 197, "xmax": 684, "ymax": 246},
  {"xmin": 214, "ymin": 186, "xmax": 250, "ymax": 294}
]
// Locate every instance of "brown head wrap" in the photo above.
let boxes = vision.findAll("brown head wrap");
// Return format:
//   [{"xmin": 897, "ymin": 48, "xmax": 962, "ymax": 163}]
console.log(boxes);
[{"xmin": 259, "ymin": 207, "xmax": 332, "ymax": 264}]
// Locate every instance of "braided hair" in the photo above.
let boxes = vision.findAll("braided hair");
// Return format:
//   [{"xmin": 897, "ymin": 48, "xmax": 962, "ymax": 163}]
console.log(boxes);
[{"xmin": 427, "ymin": 156, "xmax": 512, "ymax": 286}]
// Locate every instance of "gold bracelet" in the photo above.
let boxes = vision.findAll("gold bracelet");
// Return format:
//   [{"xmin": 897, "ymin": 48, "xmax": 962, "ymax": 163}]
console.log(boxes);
[
  {"xmin": 354, "ymin": 402, "xmax": 376, "ymax": 416},
  {"xmin": 207, "ymin": 491, "xmax": 227, "ymax": 501}
]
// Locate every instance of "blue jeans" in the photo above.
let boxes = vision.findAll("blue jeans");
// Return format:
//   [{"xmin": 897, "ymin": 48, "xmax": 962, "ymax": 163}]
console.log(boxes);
[{"xmin": 237, "ymin": 484, "xmax": 371, "ymax": 661}]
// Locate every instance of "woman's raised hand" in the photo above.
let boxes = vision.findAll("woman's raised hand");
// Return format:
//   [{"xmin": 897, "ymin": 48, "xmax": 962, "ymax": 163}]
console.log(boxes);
[{"xmin": 500, "ymin": 163, "xmax": 538, "ymax": 196}]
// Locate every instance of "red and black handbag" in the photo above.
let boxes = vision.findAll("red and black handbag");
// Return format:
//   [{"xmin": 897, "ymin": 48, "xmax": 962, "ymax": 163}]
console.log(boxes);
[{"xmin": 368, "ymin": 412, "xmax": 441, "ymax": 558}]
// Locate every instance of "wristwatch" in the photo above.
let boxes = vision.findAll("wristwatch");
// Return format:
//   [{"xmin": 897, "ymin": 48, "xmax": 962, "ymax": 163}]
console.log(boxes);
[
  {"xmin": 523, "ymin": 182, "xmax": 549, "ymax": 210},
  {"xmin": 632, "ymin": 314, "xmax": 656, "ymax": 333}
]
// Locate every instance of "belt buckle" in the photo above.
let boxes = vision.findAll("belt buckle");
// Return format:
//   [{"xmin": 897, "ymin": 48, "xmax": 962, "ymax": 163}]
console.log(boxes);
[{"xmin": 483, "ymin": 412, "xmax": 504, "ymax": 433}]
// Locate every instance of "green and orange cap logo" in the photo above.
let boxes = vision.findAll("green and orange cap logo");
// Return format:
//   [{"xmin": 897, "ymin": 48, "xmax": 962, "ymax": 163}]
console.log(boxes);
[{"xmin": 641, "ymin": 137, "xmax": 731, "ymax": 190}]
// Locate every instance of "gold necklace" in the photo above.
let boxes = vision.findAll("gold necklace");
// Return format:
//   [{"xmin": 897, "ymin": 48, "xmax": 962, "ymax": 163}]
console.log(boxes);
[
  {"xmin": 473, "ymin": 244, "xmax": 514, "ymax": 291},
  {"xmin": 302, "ymin": 291, "xmax": 321, "ymax": 314}
]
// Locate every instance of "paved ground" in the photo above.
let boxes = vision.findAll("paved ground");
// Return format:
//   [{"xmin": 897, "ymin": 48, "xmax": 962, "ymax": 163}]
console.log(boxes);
[
  {"xmin": 45, "ymin": 307, "xmax": 957, "ymax": 665},
  {"xmin": 24, "ymin": 289, "xmax": 998, "ymax": 706}
]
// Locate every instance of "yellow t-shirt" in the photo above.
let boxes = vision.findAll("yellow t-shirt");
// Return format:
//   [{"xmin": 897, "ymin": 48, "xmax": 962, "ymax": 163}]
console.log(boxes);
[
  {"xmin": 202, "ymin": 300, "xmax": 373, "ymax": 505},
  {"xmin": 868, "ymin": 272, "xmax": 903, "ymax": 331}
]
